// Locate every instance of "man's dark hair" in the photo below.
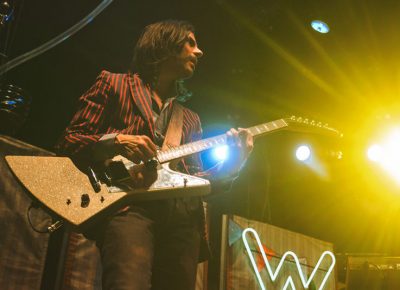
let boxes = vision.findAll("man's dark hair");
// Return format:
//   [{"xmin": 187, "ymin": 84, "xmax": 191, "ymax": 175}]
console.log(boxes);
[{"xmin": 132, "ymin": 20, "xmax": 195, "ymax": 85}]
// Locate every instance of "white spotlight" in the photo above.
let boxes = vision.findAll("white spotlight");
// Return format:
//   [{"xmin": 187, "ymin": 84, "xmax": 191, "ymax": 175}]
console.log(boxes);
[
  {"xmin": 212, "ymin": 145, "xmax": 229, "ymax": 162},
  {"xmin": 296, "ymin": 145, "xmax": 311, "ymax": 161},
  {"xmin": 367, "ymin": 144, "xmax": 383, "ymax": 162},
  {"xmin": 311, "ymin": 20, "xmax": 330, "ymax": 34}
]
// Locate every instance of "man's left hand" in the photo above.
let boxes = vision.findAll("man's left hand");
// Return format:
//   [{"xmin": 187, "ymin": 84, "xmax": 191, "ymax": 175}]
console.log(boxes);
[{"xmin": 225, "ymin": 127, "xmax": 254, "ymax": 175}]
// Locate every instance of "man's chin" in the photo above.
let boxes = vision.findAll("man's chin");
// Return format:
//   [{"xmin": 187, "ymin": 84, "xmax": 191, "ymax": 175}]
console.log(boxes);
[{"xmin": 180, "ymin": 69, "xmax": 194, "ymax": 80}]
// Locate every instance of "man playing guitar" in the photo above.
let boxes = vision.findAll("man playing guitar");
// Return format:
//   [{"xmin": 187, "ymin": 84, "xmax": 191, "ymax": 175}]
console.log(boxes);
[{"xmin": 55, "ymin": 20, "xmax": 253, "ymax": 290}]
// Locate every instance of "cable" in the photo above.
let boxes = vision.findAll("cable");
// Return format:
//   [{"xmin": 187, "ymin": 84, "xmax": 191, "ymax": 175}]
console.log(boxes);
[
  {"xmin": 261, "ymin": 149, "xmax": 272, "ymax": 223},
  {"xmin": 27, "ymin": 203, "xmax": 49, "ymax": 233},
  {"xmin": 0, "ymin": 0, "xmax": 113, "ymax": 76},
  {"xmin": 4, "ymin": 0, "xmax": 24, "ymax": 62},
  {"xmin": 27, "ymin": 203, "xmax": 64, "ymax": 234}
]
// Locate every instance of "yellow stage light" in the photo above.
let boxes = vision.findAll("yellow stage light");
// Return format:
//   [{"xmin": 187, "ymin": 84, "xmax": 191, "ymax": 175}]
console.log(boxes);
[
  {"xmin": 368, "ymin": 129, "xmax": 400, "ymax": 183},
  {"xmin": 367, "ymin": 144, "xmax": 383, "ymax": 162}
]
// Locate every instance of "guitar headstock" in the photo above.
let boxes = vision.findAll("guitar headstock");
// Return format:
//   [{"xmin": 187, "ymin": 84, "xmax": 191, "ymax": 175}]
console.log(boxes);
[{"xmin": 284, "ymin": 116, "xmax": 343, "ymax": 138}]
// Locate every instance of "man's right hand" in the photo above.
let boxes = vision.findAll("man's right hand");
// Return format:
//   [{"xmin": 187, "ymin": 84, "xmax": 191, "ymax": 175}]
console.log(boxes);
[{"xmin": 115, "ymin": 134, "xmax": 157, "ymax": 164}]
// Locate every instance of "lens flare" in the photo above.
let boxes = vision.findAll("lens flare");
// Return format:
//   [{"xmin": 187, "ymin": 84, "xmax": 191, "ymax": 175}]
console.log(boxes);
[{"xmin": 212, "ymin": 145, "xmax": 229, "ymax": 162}]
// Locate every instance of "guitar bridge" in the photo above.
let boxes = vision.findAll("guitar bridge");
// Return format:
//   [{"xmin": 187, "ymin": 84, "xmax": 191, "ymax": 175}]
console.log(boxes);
[{"xmin": 87, "ymin": 166, "xmax": 101, "ymax": 193}]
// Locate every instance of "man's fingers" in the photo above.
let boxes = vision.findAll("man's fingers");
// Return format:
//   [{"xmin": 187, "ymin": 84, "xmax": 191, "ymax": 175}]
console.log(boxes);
[
  {"xmin": 124, "ymin": 149, "xmax": 141, "ymax": 164},
  {"xmin": 238, "ymin": 128, "xmax": 254, "ymax": 154},
  {"xmin": 227, "ymin": 128, "xmax": 240, "ymax": 146},
  {"xmin": 125, "ymin": 144, "xmax": 147, "ymax": 163},
  {"xmin": 226, "ymin": 128, "xmax": 254, "ymax": 159},
  {"xmin": 117, "ymin": 134, "xmax": 157, "ymax": 162},
  {"xmin": 141, "ymin": 135, "xmax": 158, "ymax": 152},
  {"xmin": 134, "ymin": 171, "xmax": 144, "ymax": 187},
  {"xmin": 137, "ymin": 139, "xmax": 157, "ymax": 160}
]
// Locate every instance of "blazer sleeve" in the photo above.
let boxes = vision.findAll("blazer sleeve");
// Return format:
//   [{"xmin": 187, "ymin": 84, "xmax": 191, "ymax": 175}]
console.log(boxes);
[{"xmin": 54, "ymin": 70, "xmax": 113, "ymax": 166}]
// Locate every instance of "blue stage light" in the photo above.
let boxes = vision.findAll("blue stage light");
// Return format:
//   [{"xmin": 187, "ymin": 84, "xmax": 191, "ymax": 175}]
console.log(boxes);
[
  {"xmin": 311, "ymin": 20, "xmax": 330, "ymax": 34},
  {"xmin": 212, "ymin": 145, "xmax": 229, "ymax": 162}
]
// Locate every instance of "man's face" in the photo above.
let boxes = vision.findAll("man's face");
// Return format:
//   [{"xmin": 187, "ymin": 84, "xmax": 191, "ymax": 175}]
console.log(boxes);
[{"xmin": 162, "ymin": 32, "xmax": 203, "ymax": 80}]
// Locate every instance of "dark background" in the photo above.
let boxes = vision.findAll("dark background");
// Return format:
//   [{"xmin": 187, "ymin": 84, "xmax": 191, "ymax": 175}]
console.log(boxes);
[{"xmin": 2, "ymin": 0, "xmax": 400, "ymax": 266}]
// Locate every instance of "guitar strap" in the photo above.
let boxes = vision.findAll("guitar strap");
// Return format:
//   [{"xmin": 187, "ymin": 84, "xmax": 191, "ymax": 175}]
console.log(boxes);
[{"xmin": 161, "ymin": 100, "xmax": 184, "ymax": 151}]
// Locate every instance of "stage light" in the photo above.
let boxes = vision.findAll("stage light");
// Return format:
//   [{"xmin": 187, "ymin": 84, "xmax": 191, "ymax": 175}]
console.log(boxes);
[
  {"xmin": 296, "ymin": 145, "xmax": 311, "ymax": 162},
  {"xmin": 212, "ymin": 145, "xmax": 229, "ymax": 162},
  {"xmin": 367, "ymin": 144, "xmax": 383, "ymax": 162},
  {"xmin": 368, "ymin": 129, "xmax": 400, "ymax": 183},
  {"xmin": 311, "ymin": 20, "xmax": 330, "ymax": 34}
]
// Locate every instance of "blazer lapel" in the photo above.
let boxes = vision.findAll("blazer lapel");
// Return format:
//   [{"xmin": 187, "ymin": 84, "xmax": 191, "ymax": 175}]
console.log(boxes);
[{"xmin": 128, "ymin": 73, "xmax": 155, "ymax": 138}]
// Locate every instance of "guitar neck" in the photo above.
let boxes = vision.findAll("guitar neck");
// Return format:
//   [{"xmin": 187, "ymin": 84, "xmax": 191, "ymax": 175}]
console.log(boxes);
[
  {"xmin": 157, "ymin": 119, "xmax": 289, "ymax": 164},
  {"xmin": 247, "ymin": 118, "xmax": 288, "ymax": 139},
  {"xmin": 157, "ymin": 134, "xmax": 226, "ymax": 164}
]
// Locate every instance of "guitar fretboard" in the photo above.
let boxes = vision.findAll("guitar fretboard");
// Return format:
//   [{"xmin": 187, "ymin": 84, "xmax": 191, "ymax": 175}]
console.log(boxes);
[{"xmin": 157, "ymin": 119, "xmax": 288, "ymax": 164}]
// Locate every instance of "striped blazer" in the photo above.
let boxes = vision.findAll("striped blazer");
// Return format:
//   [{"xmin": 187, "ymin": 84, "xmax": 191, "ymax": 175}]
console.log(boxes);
[
  {"xmin": 55, "ymin": 70, "xmax": 209, "ymax": 262},
  {"xmin": 55, "ymin": 70, "xmax": 203, "ymax": 172}
]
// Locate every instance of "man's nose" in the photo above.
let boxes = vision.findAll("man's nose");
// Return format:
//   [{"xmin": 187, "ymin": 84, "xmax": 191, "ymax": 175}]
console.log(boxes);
[{"xmin": 194, "ymin": 47, "xmax": 203, "ymax": 58}]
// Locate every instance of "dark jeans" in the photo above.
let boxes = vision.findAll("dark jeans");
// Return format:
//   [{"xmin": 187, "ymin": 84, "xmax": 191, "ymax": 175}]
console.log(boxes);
[{"xmin": 88, "ymin": 198, "xmax": 202, "ymax": 290}]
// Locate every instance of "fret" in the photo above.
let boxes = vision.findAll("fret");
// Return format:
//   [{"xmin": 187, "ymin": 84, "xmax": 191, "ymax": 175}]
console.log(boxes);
[
  {"xmin": 217, "ymin": 137, "xmax": 225, "ymax": 144},
  {"xmin": 248, "ymin": 127, "xmax": 257, "ymax": 136}
]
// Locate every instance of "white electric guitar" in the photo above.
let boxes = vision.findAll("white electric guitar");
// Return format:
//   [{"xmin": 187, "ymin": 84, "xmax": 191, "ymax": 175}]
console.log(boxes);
[{"xmin": 5, "ymin": 116, "xmax": 340, "ymax": 230}]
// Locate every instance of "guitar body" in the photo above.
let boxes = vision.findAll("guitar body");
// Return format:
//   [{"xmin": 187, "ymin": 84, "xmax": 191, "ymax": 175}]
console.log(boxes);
[{"xmin": 5, "ymin": 155, "xmax": 210, "ymax": 230}]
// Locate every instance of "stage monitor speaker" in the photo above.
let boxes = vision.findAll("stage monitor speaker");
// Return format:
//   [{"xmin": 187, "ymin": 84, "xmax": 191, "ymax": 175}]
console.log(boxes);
[
  {"xmin": 0, "ymin": 135, "xmax": 53, "ymax": 290},
  {"xmin": 346, "ymin": 256, "xmax": 400, "ymax": 290}
]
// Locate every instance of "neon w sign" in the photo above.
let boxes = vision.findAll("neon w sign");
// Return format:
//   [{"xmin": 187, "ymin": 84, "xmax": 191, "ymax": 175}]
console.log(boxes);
[{"xmin": 242, "ymin": 228, "xmax": 336, "ymax": 290}]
